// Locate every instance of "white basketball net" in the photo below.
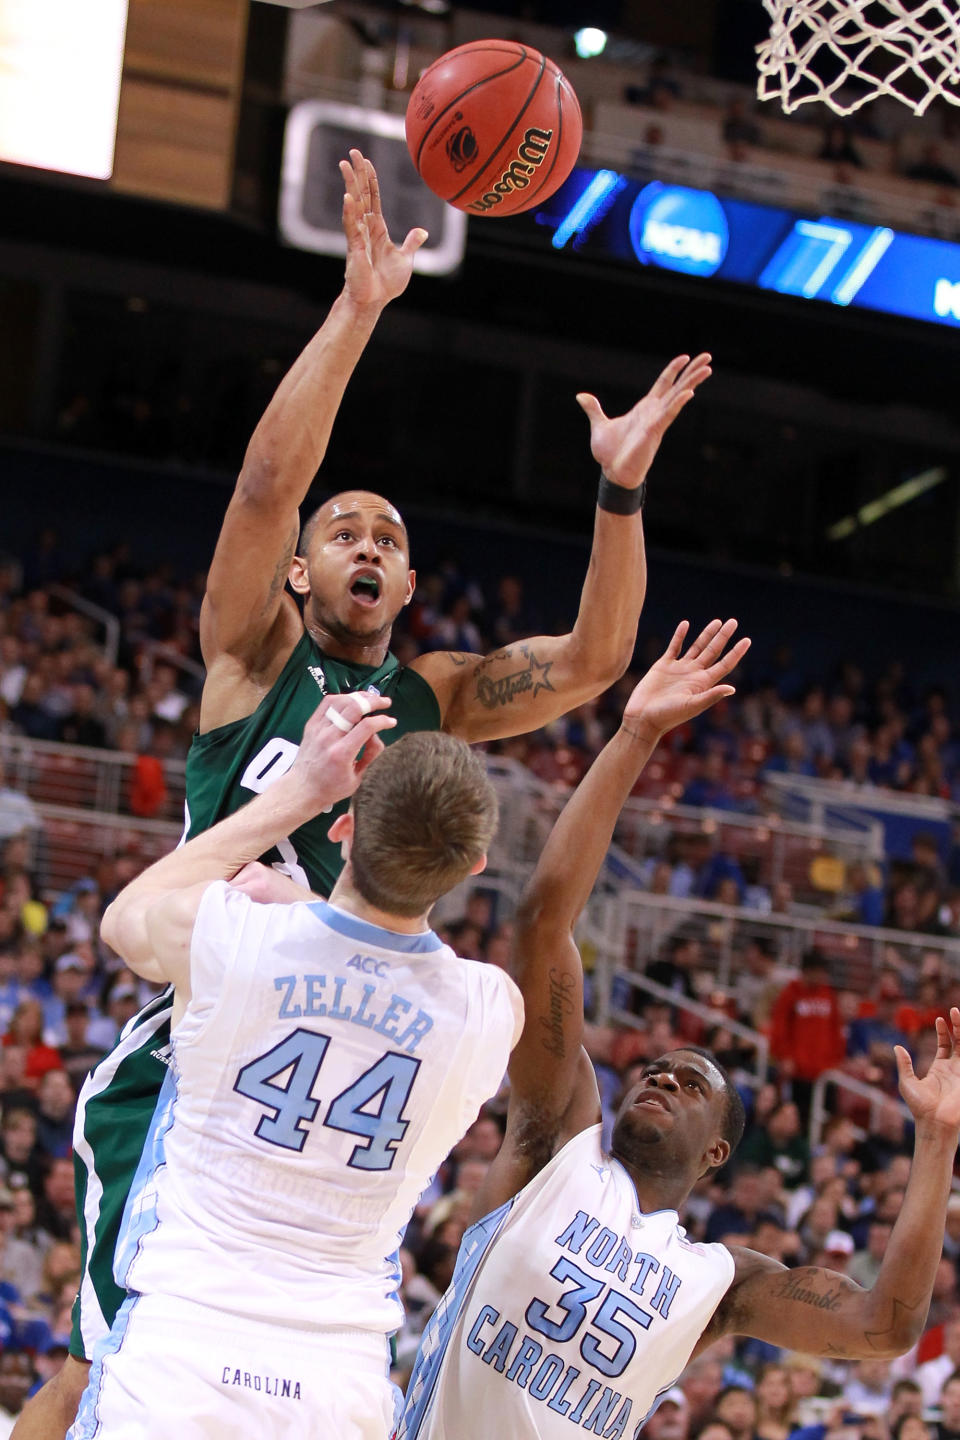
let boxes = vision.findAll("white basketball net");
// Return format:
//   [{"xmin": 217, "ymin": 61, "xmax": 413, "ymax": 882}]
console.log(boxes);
[{"xmin": 757, "ymin": 0, "xmax": 960, "ymax": 115}]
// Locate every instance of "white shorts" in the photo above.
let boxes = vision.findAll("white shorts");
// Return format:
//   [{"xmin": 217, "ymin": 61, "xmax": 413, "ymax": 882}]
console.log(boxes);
[{"xmin": 68, "ymin": 1293, "xmax": 402, "ymax": 1440}]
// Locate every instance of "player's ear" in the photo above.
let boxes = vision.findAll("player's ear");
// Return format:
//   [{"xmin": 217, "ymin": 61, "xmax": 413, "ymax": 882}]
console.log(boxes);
[
  {"xmin": 468, "ymin": 853, "xmax": 487, "ymax": 877},
  {"xmin": 328, "ymin": 811, "xmax": 355, "ymax": 858},
  {"xmin": 403, "ymin": 568, "xmax": 416, "ymax": 607},
  {"xmin": 702, "ymin": 1135, "xmax": 730, "ymax": 1176},
  {"xmin": 289, "ymin": 553, "xmax": 310, "ymax": 595}
]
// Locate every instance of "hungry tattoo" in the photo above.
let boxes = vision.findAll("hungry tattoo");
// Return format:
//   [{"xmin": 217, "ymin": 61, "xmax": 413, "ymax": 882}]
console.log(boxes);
[{"xmin": 476, "ymin": 652, "xmax": 555, "ymax": 709}]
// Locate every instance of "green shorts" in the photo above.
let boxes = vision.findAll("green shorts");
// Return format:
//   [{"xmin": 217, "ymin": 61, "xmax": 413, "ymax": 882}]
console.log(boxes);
[{"xmin": 70, "ymin": 991, "xmax": 174, "ymax": 1361}]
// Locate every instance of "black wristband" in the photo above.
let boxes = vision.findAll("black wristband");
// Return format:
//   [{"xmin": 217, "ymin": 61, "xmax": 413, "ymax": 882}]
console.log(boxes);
[{"xmin": 597, "ymin": 472, "xmax": 646, "ymax": 514}]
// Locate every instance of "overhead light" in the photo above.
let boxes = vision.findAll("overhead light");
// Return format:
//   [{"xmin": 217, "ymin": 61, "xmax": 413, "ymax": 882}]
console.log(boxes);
[
  {"xmin": 826, "ymin": 465, "xmax": 948, "ymax": 541},
  {"xmin": 574, "ymin": 27, "xmax": 607, "ymax": 59}
]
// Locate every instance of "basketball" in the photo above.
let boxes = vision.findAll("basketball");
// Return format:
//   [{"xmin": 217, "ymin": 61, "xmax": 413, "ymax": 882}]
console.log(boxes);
[{"xmin": 405, "ymin": 40, "xmax": 582, "ymax": 218}]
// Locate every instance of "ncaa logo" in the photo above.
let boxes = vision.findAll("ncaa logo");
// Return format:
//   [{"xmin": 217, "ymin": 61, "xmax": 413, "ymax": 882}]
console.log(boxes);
[{"xmin": 629, "ymin": 183, "xmax": 729, "ymax": 277}]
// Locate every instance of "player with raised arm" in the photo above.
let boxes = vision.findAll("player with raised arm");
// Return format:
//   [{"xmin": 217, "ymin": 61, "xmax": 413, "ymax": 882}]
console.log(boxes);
[
  {"xmin": 401, "ymin": 617, "xmax": 960, "ymax": 1440},
  {"xmin": 15, "ymin": 147, "xmax": 713, "ymax": 1440},
  {"xmin": 67, "ymin": 693, "xmax": 523, "ymax": 1440}
]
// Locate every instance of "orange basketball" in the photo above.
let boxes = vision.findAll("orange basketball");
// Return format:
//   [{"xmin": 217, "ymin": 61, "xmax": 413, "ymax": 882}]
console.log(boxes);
[{"xmin": 405, "ymin": 40, "xmax": 582, "ymax": 218}]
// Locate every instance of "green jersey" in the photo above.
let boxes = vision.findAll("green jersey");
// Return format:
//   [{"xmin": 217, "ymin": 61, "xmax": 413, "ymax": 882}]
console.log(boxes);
[
  {"xmin": 70, "ymin": 633, "xmax": 441, "ymax": 1360},
  {"xmin": 184, "ymin": 631, "xmax": 441, "ymax": 896}
]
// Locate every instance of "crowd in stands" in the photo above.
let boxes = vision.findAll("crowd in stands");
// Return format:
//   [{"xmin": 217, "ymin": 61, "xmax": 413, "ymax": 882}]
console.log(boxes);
[
  {"xmin": 615, "ymin": 47, "xmax": 960, "ymax": 224},
  {"xmin": 4, "ymin": 540, "xmax": 960, "ymax": 1426}
]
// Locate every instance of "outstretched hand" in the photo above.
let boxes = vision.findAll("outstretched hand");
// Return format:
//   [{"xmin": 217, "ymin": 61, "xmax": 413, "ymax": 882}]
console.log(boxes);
[
  {"xmin": 292, "ymin": 692, "xmax": 396, "ymax": 810},
  {"xmin": 576, "ymin": 353, "xmax": 712, "ymax": 491},
  {"xmin": 341, "ymin": 149, "xmax": 428, "ymax": 308},
  {"xmin": 622, "ymin": 618, "xmax": 750, "ymax": 746},
  {"xmin": 897, "ymin": 1007, "xmax": 960, "ymax": 1134}
]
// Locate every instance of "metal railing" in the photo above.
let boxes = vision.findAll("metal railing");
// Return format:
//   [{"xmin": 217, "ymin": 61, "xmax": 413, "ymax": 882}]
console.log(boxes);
[
  {"xmin": 49, "ymin": 586, "xmax": 120, "ymax": 668},
  {"xmin": 604, "ymin": 970, "xmax": 770, "ymax": 1091},
  {"xmin": 609, "ymin": 888, "xmax": 960, "ymax": 995},
  {"xmin": 809, "ymin": 1068, "xmax": 911, "ymax": 1149}
]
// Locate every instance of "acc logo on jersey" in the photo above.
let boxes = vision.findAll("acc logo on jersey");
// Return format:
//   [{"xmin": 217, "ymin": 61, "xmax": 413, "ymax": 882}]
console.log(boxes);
[{"xmin": 347, "ymin": 953, "xmax": 389, "ymax": 977}]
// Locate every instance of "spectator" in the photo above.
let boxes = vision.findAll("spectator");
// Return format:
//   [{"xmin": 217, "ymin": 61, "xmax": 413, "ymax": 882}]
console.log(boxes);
[
  {"xmin": 819, "ymin": 123, "xmax": 864, "ymax": 167},
  {"xmin": 722, "ymin": 98, "xmax": 761, "ymax": 147},
  {"xmin": 641, "ymin": 1387, "xmax": 690, "ymax": 1439},
  {"xmin": 2, "ymin": 1002, "xmax": 59, "ymax": 1088},
  {"xmin": 58, "ymin": 684, "xmax": 106, "ymax": 748},
  {"xmin": 848, "ymin": 971, "xmax": 911, "ymax": 1058},
  {"xmin": 769, "ymin": 950, "xmax": 846, "ymax": 1116},
  {"xmin": 848, "ymin": 1219, "xmax": 893, "ymax": 1288},
  {"xmin": 0, "ymin": 763, "xmax": 39, "ymax": 843},
  {"xmin": 905, "ymin": 142, "xmax": 959, "ymax": 185},
  {"xmin": 710, "ymin": 1385, "xmax": 758, "ymax": 1440},
  {"xmin": 917, "ymin": 1318, "xmax": 960, "ymax": 1407},
  {"xmin": 842, "ymin": 1357, "xmax": 893, "ymax": 1416},
  {"xmin": 0, "ymin": 1186, "xmax": 42, "ymax": 1305},
  {"xmin": 936, "ymin": 1370, "xmax": 960, "ymax": 1440},
  {"xmin": 754, "ymin": 1362, "xmax": 796, "ymax": 1440},
  {"xmin": 705, "ymin": 1166, "xmax": 779, "ymax": 1244},
  {"xmin": 0, "ymin": 1350, "xmax": 33, "ymax": 1437},
  {"xmin": 681, "ymin": 1357, "xmax": 726, "ymax": 1432},
  {"xmin": 34, "ymin": 1071, "xmax": 74, "ymax": 1160},
  {"xmin": 34, "ymin": 1159, "xmax": 76, "ymax": 1244},
  {"xmin": 56, "ymin": 1003, "xmax": 105, "ymax": 1094},
  {"xmin": 736, "ymin": 1100, "xmax": 809, "ymax": 1187}
]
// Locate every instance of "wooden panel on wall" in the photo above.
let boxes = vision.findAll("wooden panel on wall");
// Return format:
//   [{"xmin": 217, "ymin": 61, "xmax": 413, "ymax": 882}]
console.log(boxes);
[
  {"xmin": 123, "ymin": 0, "xmax": 248, "ymax": 91},
  {"xmin": 111, "ymin": 79, "xmax": 238, "ymax": 209},
  {"xmin": 110, "ymin": 0, "xmax": 248, "ymax": 210}
]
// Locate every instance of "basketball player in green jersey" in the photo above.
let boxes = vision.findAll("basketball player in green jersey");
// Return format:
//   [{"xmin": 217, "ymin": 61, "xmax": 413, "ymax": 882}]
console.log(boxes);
[{"xmin": 17, "ymin": 151, "xmax": 711, "ymax": 1439}]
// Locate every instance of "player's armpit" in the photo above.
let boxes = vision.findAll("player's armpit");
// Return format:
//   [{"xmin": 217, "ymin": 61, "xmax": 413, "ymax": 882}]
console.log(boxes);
[
  {"xmin": 412, "ymin": 637, "xmax": 613, "ymax": 744},
  {"xmin": 704, "ymin": 1248, "xmax": 921, "ymax": 1361}
]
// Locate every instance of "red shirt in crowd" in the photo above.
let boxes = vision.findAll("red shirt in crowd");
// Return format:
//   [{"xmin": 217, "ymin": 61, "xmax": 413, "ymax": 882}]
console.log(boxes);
[{"xmin": 769, "ymin": 978, "xmax": 846, "ymax": 1081}]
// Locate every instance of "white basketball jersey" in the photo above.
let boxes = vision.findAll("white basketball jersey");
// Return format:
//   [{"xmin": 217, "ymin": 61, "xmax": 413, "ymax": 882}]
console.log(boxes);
[
  {"xmin": 115, "ymin": 884, "xmax": 523, "ymax": 1335},
  {"xmin": 401, "ymin": 1126, "xmax": 734, "ymax": 1440}
]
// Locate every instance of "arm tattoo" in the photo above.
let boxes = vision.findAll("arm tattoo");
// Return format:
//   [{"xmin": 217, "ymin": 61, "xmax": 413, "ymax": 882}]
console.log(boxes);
[
  {"xmin": 864, "ymin": 1295, "xmax": 924, "ymax": 1351},
  {"xmin": 475, "ymin": 648, "xmax": 555, "ymax": 709},
  {"xmin": 264, "ymin": 530, "xmax": 297, "ymax": 609},
  {"xmin": 447, "ymin": 653, "xmax": 470, "ymax": 668},
  {"xmin": 539, "ymin": 968, "xmax": 577, "ymax": 1059},
  {"xmin": 768, "ymin": 1269, "xmax": 851, "ymax": 1312}
]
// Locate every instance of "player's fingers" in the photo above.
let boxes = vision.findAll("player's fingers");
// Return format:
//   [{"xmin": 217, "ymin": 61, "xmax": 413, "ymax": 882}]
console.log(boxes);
[
  {"xmin": 341, "ymin": 194, "xmax": 368, "ymax": 251},
  {"xmin": 677, "ymin": 353, "xmax": 712, "ymax": 388},
  {"xmin": 662, "ymin": 389, "xmax": 697, "ymax": 425},
  {"xmin": 325, "ymin": 693, "xmax": 391, "ymax": 734},
  {"xmin": 339, "ymin": 713, "xmax": 397, "ymax": 754},
  {"xmin": 664, "ymin": 620, "xmax": 689, "ymax": 660},
  {"xmin": 650, "ymin": 355, "xmax": 690, "ymax": 396},
  {"xmin": 936, "ymin": 1013, "xmax": 953, "ymax": 1060},
  {"xmin": 704, "ymin": 636, "xmax": 751, "ymax": 683},
  {"xmin": 575, "ymin": 393, "xmax": 606, "ymax": 423},
  {"xmin": 350, "ymin": 149, "xmax": 371, "ymax": 209},
  {"xmin": 365, "ymin": 158, "xmax": 382, "ymax": 214},
  {"xmin": 698, "ymin": 618, "xmax": 739, "ymax": 667},
  {"xmin": 894, "ymin": 1044, "xmax": 915, "ymax": 1084},
  {"xmin": 684, "ymin": 618, "xmax": 723, "ymax": 660},
  {"xmin": 401, "ymin": 227, "xmax": 429, "ymax": 255},
  {"xmin": 340, "ymin": 157, "xmax": 362, "ymax": 203},
  {"xmin": 354, "ymin": 733, "xmax": 387, "ymax": 778},
  {"xmin": 684, "ymin": 684, "xmax": 736, "ymax": 718}
]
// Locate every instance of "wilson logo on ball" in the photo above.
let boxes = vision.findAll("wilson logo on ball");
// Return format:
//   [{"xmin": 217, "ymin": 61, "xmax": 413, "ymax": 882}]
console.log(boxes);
[
  {"xmin": 446, "ymin": 126, "xmax": 479, "ymax": 172},
  {"xmin": 467, "ymin": 126, "xmax": 552, "ymax": 214}
]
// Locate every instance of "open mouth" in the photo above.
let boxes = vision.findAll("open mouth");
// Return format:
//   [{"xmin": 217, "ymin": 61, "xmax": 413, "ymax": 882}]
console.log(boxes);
[
  {"xmin": 350, "ymin": 574, "xmax": 381, "ymax": 606},
  {"xmin": 634, "ymin": 1092, "xmax": 671, "ymax": 1112}
]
